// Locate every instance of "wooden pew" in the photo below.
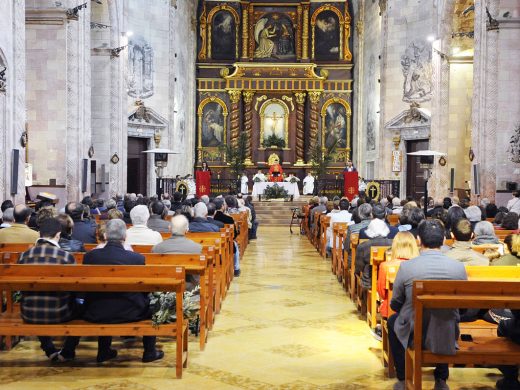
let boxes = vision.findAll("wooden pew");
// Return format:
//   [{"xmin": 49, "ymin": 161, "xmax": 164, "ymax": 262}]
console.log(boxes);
[
  {"xmin": 144, "ymin": 252, "xmax": 214, "ymax": 351},
  {"xmin": 494, "ymin": 229, "xmax": 516, "ymax": 240},
  {"xmin": 231, "ymin": 212, "xmax": 248, "ymax": 257},
  {"xmin": 0, "ymin": 244, "xmax": 33, "ymax": 253},
  {"xmin": 367, "ymin": 246, "xmax": 391, "ymax": 330},
  {"xmin": 348, "ymin": 233, "xmax": 359, "ymax": 300},
  {"xmin": 301, "ymin": 205, "xmax": 310, "ymax": 236},
  {"xmin": 332, "ymin": 223, "xmax": 348, "ymax": 277},
  {"xmin": 0, "ymin": 264, "xmax": 188, "ymax": 378},
  {"xmin": 405, "ymin": 280, "xmax": 520, "ymax": 390},
  {"xmin": 319, "ymin": 215, "xmax": 331, "ymax": 258}
]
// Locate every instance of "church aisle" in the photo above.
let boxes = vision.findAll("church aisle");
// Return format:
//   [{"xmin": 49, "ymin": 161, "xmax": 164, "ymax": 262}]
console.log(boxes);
[{"xmin": 0, "ymin": 227, "xmax": 499, "ymax": 389}]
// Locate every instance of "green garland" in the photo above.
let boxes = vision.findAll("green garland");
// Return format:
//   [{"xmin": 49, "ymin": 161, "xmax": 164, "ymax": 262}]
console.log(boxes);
[{"xmin": 264, "ymin": 184, "xmax": 289, "ymax": 199}]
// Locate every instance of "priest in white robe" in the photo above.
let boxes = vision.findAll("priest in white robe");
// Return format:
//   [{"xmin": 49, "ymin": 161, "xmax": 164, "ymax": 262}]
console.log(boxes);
[
  {"xmin": 303, "ymin": 172, "xmax": 315, "ymax": 195},
  {"xmin": 240, "ymin": 172, "xmax": 249, "ymax": 194},
  {"xmin": 253, "ymin": 170, "xmax": 267, "ymax": 182}
]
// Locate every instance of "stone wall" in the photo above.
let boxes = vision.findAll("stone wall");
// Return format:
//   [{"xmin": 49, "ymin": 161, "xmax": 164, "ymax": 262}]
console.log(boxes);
[{"xmin": 0, "ymin": 0, "xmax": 25, "ymax": 204}]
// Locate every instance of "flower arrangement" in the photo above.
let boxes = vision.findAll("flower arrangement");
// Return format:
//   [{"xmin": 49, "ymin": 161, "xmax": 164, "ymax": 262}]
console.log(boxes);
[
  {"xmin": 264, "ymin": 183, "xmax": 289, "ymax": 199},
  {"xmin": 149, "ymin": 286, "xmax": 200, "ymax": 329},
  {"xmin": 262, "ymin": 134, "xmax": 286, "ymax": 149}
]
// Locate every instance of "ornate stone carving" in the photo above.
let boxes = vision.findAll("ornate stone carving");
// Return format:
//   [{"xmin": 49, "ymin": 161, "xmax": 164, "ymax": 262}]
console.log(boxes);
[
  {"xmin": 0, "ymin": 66, "xmax": 6, "ymax": 93},
  {"xmin": 228, "ymin": 90, "xmax": 241, "ymax": 148},
  {"xmin": 128, "ymin": 35, "xmax": 154, "ymax": 99},
  {"xmin": 242, "ymin": 90, "xmax": 255, "ymax": 162},
  {"xmin": 308, "ymin": 91, "xmax": 321, "ymax": 160},
  {"xmin": 294, "ymin": 92, "xmax": 306, "ymax": 164},
  {"xmin": 401, "ymin": 40, "xmax": 433, "ymax": 103}
]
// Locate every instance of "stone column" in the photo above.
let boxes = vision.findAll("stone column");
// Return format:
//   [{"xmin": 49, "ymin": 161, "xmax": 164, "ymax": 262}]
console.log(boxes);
[
  {"xmin": 241, "ymin": 1, "xmax": 249, "ymax": 60},
  {"xmin": 228, "ymin": 90, "xmax": 242, "ymax": 148},
  {"xmin": 302, "ymin": 3, "xmax": 310, "ymax": 60},
  {"xmin": 294, "ymin": 92, "xmax": 306, "ymax": 165},
  {"xmin": 471, "ymin": 0, "xmax": 499, "ymax": 201},
  {"xmin": 242, "ymin": 90, "xmax": 255, "ymax": 164},
  {"xmin": 308, "ymin": 91, "xmax": 321, "ymax": 160}
]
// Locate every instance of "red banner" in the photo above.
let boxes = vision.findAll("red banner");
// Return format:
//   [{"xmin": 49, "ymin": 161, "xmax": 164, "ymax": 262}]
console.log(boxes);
[
  {"xmin": 196, "ymin": 171, "xmax": 211, "ymax": 197},
  {"xmin": 343, "ymin": 172, "xmax": 359, "ymax": 201}
]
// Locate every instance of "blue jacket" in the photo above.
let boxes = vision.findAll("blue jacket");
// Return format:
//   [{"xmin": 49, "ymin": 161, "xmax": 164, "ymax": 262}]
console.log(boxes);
[
  {"xmin": 71, "ymin": 219, "xmax": 97, "ymax": 244},
  {"xmin": 189, "ymin": 217, "xmax": 220, "ymax": 233}
]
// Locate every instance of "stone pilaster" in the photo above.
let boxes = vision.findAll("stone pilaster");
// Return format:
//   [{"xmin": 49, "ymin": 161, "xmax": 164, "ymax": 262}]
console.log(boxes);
[
  {"xmin": 228, "ymin": 89, "xmax": 242, "ymax": 148},
  {"xmin": 242, "ymin": 90, "xmax": 255, "ymax": 163},
  {"xmin": 308, "ymin": 91, "xmax": 321, "ymax": 160}
]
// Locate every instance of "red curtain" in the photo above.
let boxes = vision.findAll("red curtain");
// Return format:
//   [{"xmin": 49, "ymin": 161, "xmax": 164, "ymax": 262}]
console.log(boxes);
[
  {"xmin": 196, "ymin": 171, "xmax": 211, "ymax": 197},
  {"xmin": 343, "ymin": 172, "xmax": 359, "ymax": 201}
]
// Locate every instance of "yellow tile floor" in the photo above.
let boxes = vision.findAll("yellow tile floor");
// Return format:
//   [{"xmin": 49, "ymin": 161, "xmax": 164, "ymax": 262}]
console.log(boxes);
[{"xmin": 0, "ymin": 227, "xmax": 502, "ymax": 389}]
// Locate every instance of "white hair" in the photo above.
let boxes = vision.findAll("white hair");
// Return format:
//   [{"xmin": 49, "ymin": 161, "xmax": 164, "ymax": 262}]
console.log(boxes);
[
  {"xmin": 2, "ymin": 208, "xmax": 14, "ymax": 222},
  {"xmin": 130, "ymin": 205, "xmax": 150, "ymax": 226},
  {"xmin": 392, "ymin": 197, "xmax": 401, "ymax": 207},
  {"xmin": 193, "ymin": 202, "xmax": 208, "ymax": 218},
  {"xmin": 474, "ymin": 221, "xmax": 495, "ymax": 237},
  {"xmin": 365, "ymin": 218, "xmax": 390, "ymax": 238},
  {"xmin": 171, "ymin": 214, "xmax": 189, "ymax": 236},
  {"xmin": 320, "ymin": 196, "xmax": 328, "ymax": 205},
  {"xmin": 464, "ymin": 205, "xmax": 482, "ymax": 222},
  {"xmin": 106, "ymin": 199, "xmax": 117, "ymax": 210},
  {"xmin": 201, "ymin": 195, "xmax": 210, "ymax": 205},
  {"xmin": 105, "ymin": 219, "xmax": 127, "ymax": 242}
]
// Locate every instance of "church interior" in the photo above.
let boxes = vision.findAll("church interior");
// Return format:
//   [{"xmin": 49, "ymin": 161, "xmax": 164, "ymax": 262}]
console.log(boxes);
[{"xmin": 0, "ymin": 0, "xmax": 520, "ymax": 389}]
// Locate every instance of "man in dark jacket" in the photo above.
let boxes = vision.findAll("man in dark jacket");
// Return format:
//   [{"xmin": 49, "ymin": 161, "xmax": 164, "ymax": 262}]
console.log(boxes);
[
  {"xmin": 147, "ymin": 201, "xmax": 171, "ymax": 233},
  {"xmin": 207, "ymin": 202, "xmax": 225, "ymax": 229},
  {"xmin": 82, "ymin": 219, "xmax": 163, "ymax": 363},
  {"xmin": 496, "ymin": 310, "xmax": 520, "ymax": 389},
  {"xmin": 213, "ymin": 198, "xmax": 240, "ymax": 276},
  {"xmin": 57, "ymin": 214, "xmax": 85, "ymax": 252},
  {"xmin": 18, "ymin": 218, "xmax": 80, "ymax": 361},
  {"xmin": 65, "ymin": 202, "xmax": 97, "ymax": 244},
  {"xmin": 189, "ymin": 202, "xmax": 219, "ymax": 233}
]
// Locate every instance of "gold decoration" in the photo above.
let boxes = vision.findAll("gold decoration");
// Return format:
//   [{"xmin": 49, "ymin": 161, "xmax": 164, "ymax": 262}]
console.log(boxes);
[
  {"xmin": 356, "ymin": 20, "xmax": 364, "ymax": 37},
  {"xmin": 198, "ymin": 4, "xmax": 207, "ymax": 60},
  {"xmin": 228, "ymin": 90, "xmax": 242, "ymax": 104},
  {"xmin": 197, "ymin": 96, "xmax": 229, "ymax": 155},
  {"xmin": 366, "ymin": 181, "xmax": 381, "ymax": 201},
  {"xmin": 259, "ymin": 98, "xmax": 290, "ymax": 149},
  {"xmin": 255, "ymin": 95, "xmax": 267, "ymax": 111},
  {"xmin": 207, "ymin": 5, "xmax": 241, "ymax": 60},
  {"xmin": 392, "ymin": 133, "xmax": 401, "ymax": 149},
  {"xmin": 302, "ymin": 4, "xmax": 310, "ymax": 60},
  {"xmin": 281, "ymin": 95, "xmax": 295, "ymax": 111},
  {"xmin": 308, "ymin": 91, "xmax": 322, "ymax": 105},
  {"xmin": 321, "ymin": 98, "xmax": 352, "ymax": 154},
  {"xmin": 268, "ymin": 153, "xmax": 281, "ymax": 166},
  {"xmin": 310, "ymin": 5, "xmax": 352, "ymax": 62},
  {"xmin": 243, "ymin": 90, "xmax": 255, "ymax": 104},
  {"xmin": 241, "ymin": 2, "xmax": 249, "ymax": 59},
  {"xmin": 294, "ymin": 92, "xmax": 306, "ymax": 105},
  {"xmin": 439, "ymin": 156, "xmax": 447, "ymax": 166},
  {"xmin": 220, "ymin": 68, "xmax": 230, "ymax": 78}
]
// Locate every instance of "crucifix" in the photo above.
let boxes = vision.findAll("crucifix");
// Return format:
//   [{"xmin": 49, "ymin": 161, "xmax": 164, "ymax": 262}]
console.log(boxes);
[
  {"xmin": 369, "ymin": 185, "xmax": 377, "ymax": 199},
  {"xmin": 267, "ymin": 112, "xmax": 281, "ymax": 136}
]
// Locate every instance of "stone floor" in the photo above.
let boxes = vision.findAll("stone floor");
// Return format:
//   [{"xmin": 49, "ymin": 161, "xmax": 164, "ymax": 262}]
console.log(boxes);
[{"xmin": 0, "ymin": 227, "xmax": 501, "ymax": 389}]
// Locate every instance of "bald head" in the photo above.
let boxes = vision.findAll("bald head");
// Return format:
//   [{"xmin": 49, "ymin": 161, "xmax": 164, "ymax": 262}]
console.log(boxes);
[
  {"xmin": 171, "ymin": 214, "xmax": 189, "ymax": 236},
  {"xmin": 13, "ymin": 204, "xmax": 32, "ymax": 224}
]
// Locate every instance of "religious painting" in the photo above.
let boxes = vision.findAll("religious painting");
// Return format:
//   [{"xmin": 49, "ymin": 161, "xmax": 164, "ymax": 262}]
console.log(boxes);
[
  {"xmin": 366, "ymin": 54, "xmax": 377, "ymax": 151},
  {"xmin": 128, "ymin": 35, "xmax": 154, "ymax": 99},
  {"xmin": 321, "ymin": 99, "xmax": 351, "ymax": 151},
  {"xmin": 254, "ymin": 13, "xmax": 295, "ymax": 61},
  {"xmin": 198, "ymin": 97, "xmax": 228, "ymax": 150},
  {"xmin": 260, "ymin": 99, "xmax": 289, "ymax": 148},
  {"xmin": 314, "ymin": 10, "xmax": 340, "ymax": 61},
  {"xmin": 401, "ymin": 40, "xmax": 433, "ymax": 103},
  {"xmin": 211, "ymin": 10, "xmax": 236, "ymax": 60}
]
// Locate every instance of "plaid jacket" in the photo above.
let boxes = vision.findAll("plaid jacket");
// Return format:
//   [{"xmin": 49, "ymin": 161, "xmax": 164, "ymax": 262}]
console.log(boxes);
[{"xmin": 17, "ymin": 239, "xmax": 76, "ymax": 324}]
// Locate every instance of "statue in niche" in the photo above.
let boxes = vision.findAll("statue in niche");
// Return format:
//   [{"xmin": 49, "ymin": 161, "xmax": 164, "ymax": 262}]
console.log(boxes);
[
  {"xmin": 128, "ymin": 35, "xmax": 154, "ymax": 99},
  {"xmin": 315, "ymin": 11, "xmax": 340, "ymax": 60},
  {"xmin": 401, "ymin": 40, "xmax": 432, "ymax": 103},
  {"xmin": 254, "ymin": 14, "xmax": 295, "ymax": 60},
  {"xmin": 211, "ymin": 11, "xmax": 236, "ymax": 60},
  {"xmin": 202, "ymin": 102, "xmax": 224, "ymax": 147},
  {"xmin": 325, "ymin": 103, "xmax": 347, "ymax": 149},
  {"xmin": 263, "ymin": 102, "xmax": 286, "ymax": 143}
]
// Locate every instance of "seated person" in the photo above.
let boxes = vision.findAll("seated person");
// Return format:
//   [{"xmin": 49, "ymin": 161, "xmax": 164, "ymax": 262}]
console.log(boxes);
[
  {"xmin": 57, "ymin": 214, "xmax": 85, "ymax": 253},
  {"xmin": 147, "ymin": 201, "xmax": 171, "ymax": 233},
  {"xmin": 397, "ymin": 207, "xmax": 424, "ymax": 237},
  {"xmin": 446, "ymin": 218, "xmax": 489, "ymax": 265},
  {"xmin": 499, "ymin": 212, "xmax": 519, "ymax": 231},
  {"xmin": 82, "ymin": 219, "xmax": 163, "ymax": 363},
  {"xmin": 189, "ymin": 202, "xmax": 220, "ymax": 233},
  {"xmin": 207, "ymin": 202, "xmax": 225, "ymax": 229},
  {"xmin": 327, "ymin": 199, "xmax": 352, "ymax": 253},
  {"xmin": 496, "ymin": 310, "xmax": 520, "ymax": 389},
  {"xmin": 125, "ymin": 205, "xmax": 163, "ymax": 245},
  {"xmin": 18, "ymin": 218, "xmax": 80, "ymax": 362},
  {"xmin": 389, "ymin": 220, "xmax": 467, "ymax": 390},
  {"xmin": 493, "ymin": 234, "xmax": 520, "ymax": 266},
  {"xmin": 360, "ymin": 204, "xmax": 398, "ymax": 239},
  {"xmin": 0, "ymin": 204, "xmax": 39, "ymax": 243},
  {"xmin": 152, "ymin": 215, "xmax": 203, "ymax": 291},
  {"xmin": 65, "ymin": 202, "xmax": 97, "ymax": 244}
]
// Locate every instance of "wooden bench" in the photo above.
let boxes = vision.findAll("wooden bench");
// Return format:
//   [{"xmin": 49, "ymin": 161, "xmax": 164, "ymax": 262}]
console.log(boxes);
[
  {"xmin": 405, "ymin": 280, "xmax": 520, "ymax": 389},
  {"xmin": 0, "ymin": 243, "xmax": 33, "ymax": 253},
  {"xmin": 332, "ymin": 223, "xmax": 348, "ymax": 277},
  {"xmin": 367, "ymin": 246, "xmax": 391, "ymax": 330},
  {"xmin": 0, "ymin": 264, "xmax": 188, "ymax": 378},
  {"xmin": 319, "ymin": 215, "xmax": 331, "ymax": 258},
  {"xmin": 494, "ymin": 229, "xmax": 516, "ymax": 240}
]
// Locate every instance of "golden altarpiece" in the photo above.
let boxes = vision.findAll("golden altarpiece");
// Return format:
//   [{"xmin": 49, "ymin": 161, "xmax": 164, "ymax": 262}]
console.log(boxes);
[{"xmin": 196, "ymin": 0, "xmax": 353, "ymax": 177}]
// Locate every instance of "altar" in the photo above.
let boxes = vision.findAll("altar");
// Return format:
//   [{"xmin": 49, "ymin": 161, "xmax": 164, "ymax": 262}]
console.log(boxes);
[{"xmin": 252, "ymin": 182, "xmax": 300, "ymax": 200}]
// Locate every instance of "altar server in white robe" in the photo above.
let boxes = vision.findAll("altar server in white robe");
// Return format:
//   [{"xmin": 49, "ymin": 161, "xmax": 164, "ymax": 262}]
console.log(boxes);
[
  {"xmin": 253, "ymin": 170, "xmax": 267, "ymax": 182},
  {"xmin": 240, "ymin": 172, "xmax": 249, "ymax": 194},
  {"xmin": 303, "ymin": 172, "xmax": 315, "ymax": 195},
  {"xmin": 186, "ymin": 174, "xmax": 196, "ymax": 199}
]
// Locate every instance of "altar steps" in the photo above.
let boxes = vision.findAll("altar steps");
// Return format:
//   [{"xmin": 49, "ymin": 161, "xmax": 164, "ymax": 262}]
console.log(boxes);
[{"xmin": 252, "ymin": 197, "xmax": 310, "ymax": 227}]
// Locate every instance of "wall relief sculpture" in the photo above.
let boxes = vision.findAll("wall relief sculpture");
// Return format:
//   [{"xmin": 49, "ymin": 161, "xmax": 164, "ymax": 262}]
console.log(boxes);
[
  {"xmin": 128, "ymin": 35, "xmax": 154, "ymax": 99},
  {"xmin": 211, "ymin": 10, "xmax": 237, "ymax": 60},
  {"xmin": 400, "ymin": 40, "xmax": 432, "ymax": 103},
  {"xmin": 314, "ymin": 10, "xmax": 340, "ymax": 61},
  {"xmin": 254, "ymin": 14, "xmax": 295, "ymax": 60}
]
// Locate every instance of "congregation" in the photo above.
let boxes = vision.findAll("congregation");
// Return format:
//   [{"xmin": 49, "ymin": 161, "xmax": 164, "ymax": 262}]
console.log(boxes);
[
  {"xmin": 0, "ymin": 191, "xmax": 255, "ymax": 366},
  {"xmin": 306, "ymin": 191, "xmax": 520, "ymax": 390}
]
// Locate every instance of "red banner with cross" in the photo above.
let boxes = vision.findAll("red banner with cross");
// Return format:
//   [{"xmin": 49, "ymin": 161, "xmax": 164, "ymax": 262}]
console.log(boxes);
[
  {"xmin": 343, "ymin": 172, "xmax": 359, "ymax": 201},
  {"xmin": 196, "ymin": 171, "xmax": 211, "ymax": 197}
]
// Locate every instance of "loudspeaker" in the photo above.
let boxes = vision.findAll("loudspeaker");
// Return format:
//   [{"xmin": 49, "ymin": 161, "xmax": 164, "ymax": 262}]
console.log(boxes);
[
  {"xmin": 81, "ymin": 159, "xmax": 88, "ymax": 193},
  {"xmin": 506, "ymin": 181, "xmax": 518, "ymax": 191},
  {"xmin": 472, "ymin": 164, "xmax": 481, "ymax": 196},
  {"xmin": 10, "ymin": 149, "xmax": 19, "ymax": 195},
  {"xmin": 100, "ymin": 164, "xmax": 106, "ymax": 193},
  {"xmin": 450, "ymin": 168, "xmax": 455, "ymax": 193}
]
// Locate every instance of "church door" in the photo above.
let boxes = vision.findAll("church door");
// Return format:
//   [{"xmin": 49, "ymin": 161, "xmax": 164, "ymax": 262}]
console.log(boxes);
[
  {"xmin": 127, "ymin": 137, "xmax": 148, "ymax": 195},
  {"xmin": 406, "ymin": 139, "xmax": 429, "ymax": 199}
]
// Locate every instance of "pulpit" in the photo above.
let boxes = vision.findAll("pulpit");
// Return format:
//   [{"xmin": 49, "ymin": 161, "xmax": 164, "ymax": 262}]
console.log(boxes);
[
  {"xmin": 343, "ymin": 172, "xmax": 358, "ymax": 201},
  {"xmin": 196, "ymin": 171, "xmax": 211, "ymax": 197}
]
